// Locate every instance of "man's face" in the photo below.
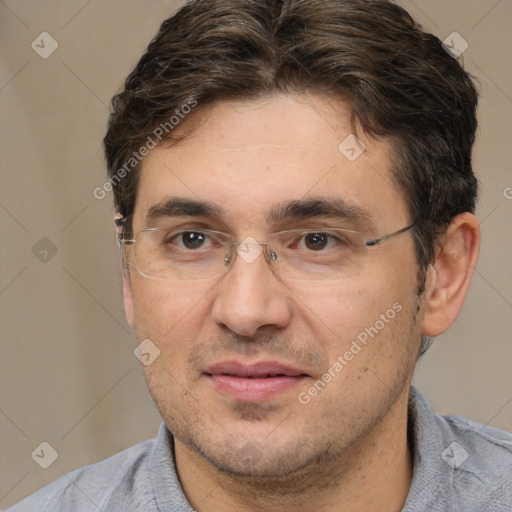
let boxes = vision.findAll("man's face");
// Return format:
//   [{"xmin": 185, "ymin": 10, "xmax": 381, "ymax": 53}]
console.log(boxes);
[{"xmin": 125, "ymin": 93, "xmax": 424, "ymax": 477}]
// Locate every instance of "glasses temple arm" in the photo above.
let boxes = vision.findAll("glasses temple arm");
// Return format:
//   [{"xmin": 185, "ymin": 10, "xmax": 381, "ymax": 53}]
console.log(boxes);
[{"xmin": 365, "ymin": 223, "xmax": 416, "ymax": 247}]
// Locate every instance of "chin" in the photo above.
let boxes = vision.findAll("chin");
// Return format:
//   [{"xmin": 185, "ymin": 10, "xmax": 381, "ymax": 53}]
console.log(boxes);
[{"xmin": 186, "ymin": 432, "xmax": 322, "ymax": 479}]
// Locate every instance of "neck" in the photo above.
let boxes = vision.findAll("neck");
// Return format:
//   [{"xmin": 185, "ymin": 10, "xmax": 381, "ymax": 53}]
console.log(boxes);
[{"xmin": 175, "ymin": 386, "xmax": 413, "ymax": 512}]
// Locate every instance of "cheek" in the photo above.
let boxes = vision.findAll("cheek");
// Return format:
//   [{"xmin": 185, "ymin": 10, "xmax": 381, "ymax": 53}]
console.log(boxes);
[
  {"xmin": 294, "ymin": 281, "xmax": 384, "ymax": 349},
  {"xmin": 297, "ymin": 270, "xmax": 415, "ymax": 376},
  {"xmin": 132, "ymin": 281, "xmax": 214, "ymax": 408},
  {"xmin": 130, "ymin": 278, "xmax": 211, "ymax": 349}
]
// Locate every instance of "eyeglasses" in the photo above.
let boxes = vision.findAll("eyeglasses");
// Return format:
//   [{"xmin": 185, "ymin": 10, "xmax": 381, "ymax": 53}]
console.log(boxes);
[{"xmin": 119, "ymin": 221, "xmax": 415, "ymax": 282}]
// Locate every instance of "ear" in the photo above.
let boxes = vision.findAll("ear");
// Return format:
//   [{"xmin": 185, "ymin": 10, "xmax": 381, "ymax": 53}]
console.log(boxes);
[
  {"xmin": 421, "ymin": 212, "xmax": 480, "ymax": 337},
  {"xmin": 115, "ymin": 215, "xmax": 136, "ymax": 329},
  {"xmin": 123, "ymin": 277, "xmax": 136, "ymax": 329}
]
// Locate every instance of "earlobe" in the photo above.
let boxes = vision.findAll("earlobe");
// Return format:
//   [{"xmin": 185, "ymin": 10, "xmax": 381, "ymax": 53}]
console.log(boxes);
[
  {"xmin": 421, "ymin": 213, "xmax": 480, "ymax": 337},
  {"xmin": 123, "ymin": 278, "xmax": 136, "ymax": 329}
]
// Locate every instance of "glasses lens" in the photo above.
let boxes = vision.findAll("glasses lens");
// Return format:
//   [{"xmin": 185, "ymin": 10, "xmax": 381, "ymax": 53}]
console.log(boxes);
[
  {"xmin": 267, "ymin": 228, "xmax": 367, "ymax": 281},
  {"xmin": 132, "ymin": 228, "xmax": 231, "ymax": 280},
  {"xmin": 127, "ymin": 227, "xmax": 368, "ymax": 282}
]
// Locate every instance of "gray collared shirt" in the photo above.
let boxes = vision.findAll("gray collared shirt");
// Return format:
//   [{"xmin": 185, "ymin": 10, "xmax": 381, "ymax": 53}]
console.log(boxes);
[{"xmin": 7, "ymin": 387, "xmax": 512, "ymax": 511}]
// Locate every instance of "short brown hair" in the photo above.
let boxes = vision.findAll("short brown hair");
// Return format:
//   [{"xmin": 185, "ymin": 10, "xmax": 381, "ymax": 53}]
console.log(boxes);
[{"xmin": 104, "ymin": 0, "xmax": 478, "ymax": 283}]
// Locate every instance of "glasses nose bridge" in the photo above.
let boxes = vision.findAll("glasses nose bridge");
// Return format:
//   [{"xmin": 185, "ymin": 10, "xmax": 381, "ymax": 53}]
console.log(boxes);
[{"xmin": 225, "ymin": 238, "xmax": 275, "ymax": 269}]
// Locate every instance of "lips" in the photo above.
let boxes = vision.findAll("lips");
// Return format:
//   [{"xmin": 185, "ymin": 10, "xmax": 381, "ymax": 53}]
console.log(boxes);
[
  {"xmin": 204, "ymin": 360, "xmax": 308, "ymax": 402},
  {"xmin": 205, "ymin": 361, "xmax": 306, "ymax": 378}
]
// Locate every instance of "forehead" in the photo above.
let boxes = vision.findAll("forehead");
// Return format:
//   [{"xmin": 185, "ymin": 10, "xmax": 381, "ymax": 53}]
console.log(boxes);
[{"xmin": 133, "ymin": 93, "xmax": 409, "ymax": 232}]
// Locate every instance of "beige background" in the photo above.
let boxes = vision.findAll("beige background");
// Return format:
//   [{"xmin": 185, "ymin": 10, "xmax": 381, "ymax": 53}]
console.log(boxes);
[{"xmin": 1, "ymin": 0, "xmax": 511, "ymax": 508}]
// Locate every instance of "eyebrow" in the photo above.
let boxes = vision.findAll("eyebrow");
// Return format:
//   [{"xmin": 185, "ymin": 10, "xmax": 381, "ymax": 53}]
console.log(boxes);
[
  {"xmin": 145, "ymin": 196, "xmax": 375, "ymax": 231},
  {"xmin": 268, "ymin": 197, "xmax": 375, "ymax": 230},
  {"xmin": 146, "ymin": 198, "xmax": 222, "ymax": 225}
]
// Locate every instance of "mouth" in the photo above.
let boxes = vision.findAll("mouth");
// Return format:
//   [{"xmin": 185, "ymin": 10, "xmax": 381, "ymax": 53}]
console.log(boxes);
[{"xmin": 204, "ymin": 360, "xmax": 309, "ymax": 402}]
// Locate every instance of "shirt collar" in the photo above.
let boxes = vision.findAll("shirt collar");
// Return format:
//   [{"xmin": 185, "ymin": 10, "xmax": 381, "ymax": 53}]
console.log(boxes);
[
  {"xmin": 402, "ymin": 386, "xmax": 453, "ymax": 511},
  {"xmin": 149, "ymin": 422, "xmax": 195, "ymax": 512}
]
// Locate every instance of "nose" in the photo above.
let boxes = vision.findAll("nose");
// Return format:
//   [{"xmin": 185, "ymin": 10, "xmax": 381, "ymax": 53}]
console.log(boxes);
[{"xmin": 211, "ymin": 240, "xmax": 292, "ymax": 337}]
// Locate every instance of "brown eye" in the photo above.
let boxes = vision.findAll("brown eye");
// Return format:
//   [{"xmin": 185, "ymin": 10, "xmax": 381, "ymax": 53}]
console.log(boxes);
[
  {"xmin": 164, "ymin": 231, "xmax": 209, "ymax": 250},
  {"xmin": 303, "ymin": 233, "xmax": 329, "ymax": 250},
  {"xmin": 179, "ymin": 231, "xmax": 207, "ymax": 249}
]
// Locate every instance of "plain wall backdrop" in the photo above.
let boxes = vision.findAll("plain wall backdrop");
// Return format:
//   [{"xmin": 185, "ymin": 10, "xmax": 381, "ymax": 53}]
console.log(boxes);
[{"xmin": 1, "ymin": 0, "xmax": 511, "ymax": 508}]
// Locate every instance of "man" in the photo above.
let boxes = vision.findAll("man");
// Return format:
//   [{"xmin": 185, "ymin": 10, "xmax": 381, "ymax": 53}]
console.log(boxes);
[{"xmin": 8, "ymin": 0, "xmax": 511, "ymax": 511}]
